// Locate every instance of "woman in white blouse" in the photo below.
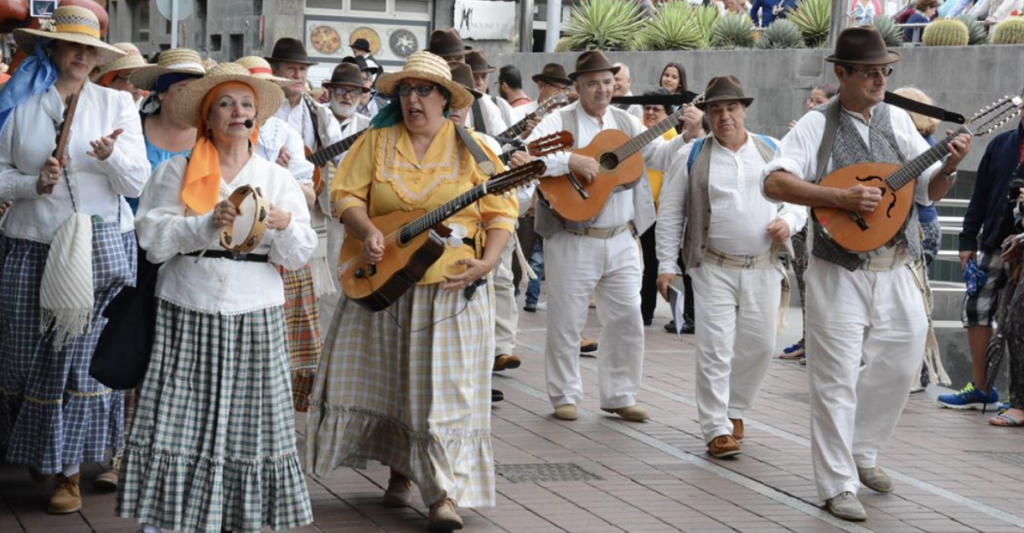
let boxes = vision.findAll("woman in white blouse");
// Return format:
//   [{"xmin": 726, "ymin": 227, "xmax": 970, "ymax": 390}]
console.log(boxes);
[
  {"xmin": 116, "ymin": 63, "xmax": 316, "ymax": 533},
  {"xmin": 0, "ymin": 6, "xmax": 150, "ymax": 515}
]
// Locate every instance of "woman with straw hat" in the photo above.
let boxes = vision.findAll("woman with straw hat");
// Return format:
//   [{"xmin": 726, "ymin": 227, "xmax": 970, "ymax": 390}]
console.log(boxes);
[
  {"xmin": 0, "ymin": 5, "xmax": 150, "ymax": 515},
  {"xmin": 116, "ymin": 62, "xmax": 316, "ymax": 533},
  {"xmin": 306, "ymin": 50, "xmax": 518, "ymax": 532},
  {"xmin": 93, "ymin": 42, "xmax": 149, "ymax": 105}
]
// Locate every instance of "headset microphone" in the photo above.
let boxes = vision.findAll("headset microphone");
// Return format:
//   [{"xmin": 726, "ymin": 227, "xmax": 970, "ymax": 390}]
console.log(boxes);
[{"xmin": 244, "ymin": 119, "xmax": 254, "ymax": 129}]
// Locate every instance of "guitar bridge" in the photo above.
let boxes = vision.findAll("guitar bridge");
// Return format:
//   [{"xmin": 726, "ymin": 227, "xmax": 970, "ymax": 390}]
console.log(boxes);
[{"xmin": 847, "ymin": 211, "xmax": 870, "ymax": 231}]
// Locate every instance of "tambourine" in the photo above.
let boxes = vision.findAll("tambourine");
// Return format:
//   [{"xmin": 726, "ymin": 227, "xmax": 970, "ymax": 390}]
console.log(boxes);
[{"xmin": 219, "ymin": 185, "xmax": 269, "ymax": 253}]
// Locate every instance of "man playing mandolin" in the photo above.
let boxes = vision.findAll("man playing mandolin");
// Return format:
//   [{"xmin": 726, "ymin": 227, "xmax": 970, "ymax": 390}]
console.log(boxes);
[{"xmin": 762, "ymin": 27, "xmax": 972, "ymax": 522}]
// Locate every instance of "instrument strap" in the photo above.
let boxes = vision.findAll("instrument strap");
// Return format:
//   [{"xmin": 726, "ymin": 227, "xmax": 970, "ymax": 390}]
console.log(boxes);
[
  {"xmin": 815, "ymin": 98, "xmax": 842, "ymax": 183},
  {"xmin": 884, "ymin": 91, "xmax": 965, "ymax": 124},
  {"xmin": 471, "ymin": 99, "xmax": 488, "ymax": 135},
  {"xmin": 454, "ymin": 124, "xmax": 497, "ymax": 177}
]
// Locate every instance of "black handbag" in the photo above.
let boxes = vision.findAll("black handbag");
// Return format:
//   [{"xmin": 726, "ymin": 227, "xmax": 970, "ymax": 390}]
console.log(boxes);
[{"xmin": 90, "ymin": 252, "xmax": 159, "ymax": 390}]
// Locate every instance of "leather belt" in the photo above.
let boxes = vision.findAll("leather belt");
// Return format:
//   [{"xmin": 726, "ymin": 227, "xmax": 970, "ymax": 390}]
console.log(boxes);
[
  {"xmin": 563, "ymin": 223, "xmax": 635, "ymax": 239},
  {"xmin": 185, "ymin": 250, "xmax": 270, "ymax": 263}
]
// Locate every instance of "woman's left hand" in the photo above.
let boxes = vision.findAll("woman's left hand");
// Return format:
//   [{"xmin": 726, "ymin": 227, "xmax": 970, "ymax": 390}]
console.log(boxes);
[
  {"xmin": 266, "ymin": 204, "xmax": 292, "ymax": 231},
  {"xmin": 88, "ymin": 129, "xmax": 124, "ymax": 161},
  {"xmin": 442, "ymin": 258, "xmax": 494, "ymax": 292}
]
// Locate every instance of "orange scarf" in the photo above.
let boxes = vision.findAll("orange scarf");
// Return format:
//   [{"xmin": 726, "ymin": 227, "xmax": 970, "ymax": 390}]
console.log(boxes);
[{"xmin": 181, "ymin": 81, "xmax": 260, "ymax": 214}]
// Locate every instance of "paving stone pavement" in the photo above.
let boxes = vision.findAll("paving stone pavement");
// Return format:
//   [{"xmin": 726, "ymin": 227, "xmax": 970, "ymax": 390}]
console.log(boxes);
[{"xmin": 2, "ymin": 300, "xmax": 1023, "ymax": 533}]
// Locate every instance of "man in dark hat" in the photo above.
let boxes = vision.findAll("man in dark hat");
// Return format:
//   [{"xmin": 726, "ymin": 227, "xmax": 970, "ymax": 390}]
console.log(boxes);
[
  {"xmin": 350, "ymin": 37, "xmax": 372, "ymax": 57},
  {"xmin": 267, "ymin": 37, "xmax": 343, "ymax": 157},
  {"xmin": 519, "ymin": 50, "xmax": 689, "ymax": 424},
  {"xmin": 427, "ymin": 28, "xmax": 469, "ymax": 63},
  {"xmin": 762, "ymin": 26, "xmax": 972, "ymax": 521},
  {"xmin": 655, "ymin": 75, "xmax": 805, "ymax": 460},
  {"xmin": 465, "ymin": 50, "xmax": 513, "ymax": 138},
  {"xmin": 342, "ymin": 55, "xmax": 387, "ymax": 119}
]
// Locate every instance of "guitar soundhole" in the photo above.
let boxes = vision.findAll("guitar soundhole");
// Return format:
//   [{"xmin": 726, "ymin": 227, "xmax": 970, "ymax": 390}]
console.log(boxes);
[{"xmin": 599, "ymin": 152, "xmax": 619, "ymax": 171}]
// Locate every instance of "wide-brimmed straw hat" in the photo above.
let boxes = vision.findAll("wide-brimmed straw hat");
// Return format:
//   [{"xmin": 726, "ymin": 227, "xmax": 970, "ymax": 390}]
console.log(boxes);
[
  {"xmin": 532, "ymin": 63, "xmax": 571, "ymax": 86},
  {"xmin": 449, "ymin": 62, "xmax": 483, "ymax": 99},
  {"xmin": 376, "ymin": 51, "xmax": 474, "ymax": 110},
  {"xmin": 174, "ymin": 63, "xmax": 285, "ymax": 128},
  {"xmin": 695, "ymin": 75, "xmax": 754, "ymax": 110},
  {"xmin": 235, "ymin": 56, "xmax": 293, "ymax": 85},
  {"xmin": 92, "ymin": 43, "xmax": 149, "ymax": 82},
  {"xmin": 129, "ymin": 48, "xmax": 207, "ymax": 90},
  {"xmin": 825, "ymin": 26, "xmax": 901, "ymax": 66},
  {"xmin": 568, "ymin": 50, "xmax": 620, "ymax": 81},
  {"xmin": 14, "ymin": 6, "xmax": 125, "ymax": 64}
]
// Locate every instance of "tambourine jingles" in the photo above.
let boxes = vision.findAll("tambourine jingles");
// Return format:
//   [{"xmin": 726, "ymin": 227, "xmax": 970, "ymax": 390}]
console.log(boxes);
[{"xmin": 219, "ymin": 185, "xmax": 269, "ymax": 253}]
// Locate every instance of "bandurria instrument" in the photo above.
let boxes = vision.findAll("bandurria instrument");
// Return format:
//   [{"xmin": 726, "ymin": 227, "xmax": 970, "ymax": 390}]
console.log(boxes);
[
  {"xmin": 499, "ymin": 131, "xmax": 574, "ymax": 166},
  {"xmin": 813, "ymin": 92, "xmax": 1024, "ymax": 256},
  {"xmin": 306, "ymin": 129, "xmax": 367, "ymax": 195},
  {"xmin": 219, "ymin": 185, "xmax": 269, "ymax": 253},
  {"xmin": 495, "ymin": 94, "xmax": 569, "ymax": 141}
]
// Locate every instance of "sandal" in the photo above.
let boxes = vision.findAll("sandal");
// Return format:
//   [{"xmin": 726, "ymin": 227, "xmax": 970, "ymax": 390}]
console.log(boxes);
[{"xmin": 989, "ymin": 412, "xmax": 1024, "ymax": 427}]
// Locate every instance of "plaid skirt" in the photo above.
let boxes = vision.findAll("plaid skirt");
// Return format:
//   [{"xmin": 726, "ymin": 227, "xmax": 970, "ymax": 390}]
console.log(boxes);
[
  {"xmin": 279, "ymin": 264, "xmax": 322, "ymax": 412},
  {"xmin": 306, "ymin": 281, "xmax": 496, "ymax": 508},
  {"xmin": 0, "ymin": 226, "xmax": 135, "ymax": 474},
  {"xmin": 116, "ymin": 300, "xmax": 313, "ymax": 533}
]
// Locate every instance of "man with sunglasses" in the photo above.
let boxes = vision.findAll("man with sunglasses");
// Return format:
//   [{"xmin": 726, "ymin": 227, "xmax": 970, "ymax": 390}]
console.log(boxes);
[{"xmin": 762, "ymin": 27, "xmax": 972, "ymax": 522}]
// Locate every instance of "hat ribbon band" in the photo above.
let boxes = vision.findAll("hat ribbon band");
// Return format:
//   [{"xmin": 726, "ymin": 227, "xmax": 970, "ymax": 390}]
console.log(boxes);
[
  {"xmin": 53, "ymin": 23, "xmax": 101, "ymax": 39},
  {"xmin": 248, "ymin": 67, "xmax": 273, "ymax": 75}
]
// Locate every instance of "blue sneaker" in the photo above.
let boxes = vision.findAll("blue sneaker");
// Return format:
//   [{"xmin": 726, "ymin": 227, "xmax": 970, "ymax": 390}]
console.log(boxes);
[
  {"xmin": 778, "ymin": 340, "xmax": 806, "ymax": 360},
  {"xmin": 937, "ymin": 382, "xmax": 1000, "ymax": 410}
]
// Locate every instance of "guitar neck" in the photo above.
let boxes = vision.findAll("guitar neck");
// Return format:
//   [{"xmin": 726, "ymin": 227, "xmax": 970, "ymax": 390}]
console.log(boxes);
[
  {"xmin": 497, "ymin": 111, "xmax": 538, "ymax": 140},
  {"xmin": 398, "ymin": 183, "xmax": 489, "ymax": 244},
  {"xmin": 611, "ymin": 112, "xmax": 681, "ymax": 161},
  {"xmin": 885, "ymin": 125, "xmax": 969, "ymax": 191},
  {"xmin": 308, "ymin": 129, "xmax": 365, "ymax": 167}
]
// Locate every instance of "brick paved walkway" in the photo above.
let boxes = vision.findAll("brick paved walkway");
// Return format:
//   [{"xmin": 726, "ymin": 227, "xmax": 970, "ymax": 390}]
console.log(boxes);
[{"xmin": 2, "ymin": 302, "xmax": 1023, "ymax": 533}]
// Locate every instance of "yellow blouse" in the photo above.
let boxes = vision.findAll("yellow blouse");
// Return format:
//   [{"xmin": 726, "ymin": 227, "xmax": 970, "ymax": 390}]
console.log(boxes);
[
  {"xmin": 646, "ymin": 128, "xmax": 679, "ymax": 211},
  {"xmin": 332, "ymin": 121, "xmax": 518, "ymax": 284}
]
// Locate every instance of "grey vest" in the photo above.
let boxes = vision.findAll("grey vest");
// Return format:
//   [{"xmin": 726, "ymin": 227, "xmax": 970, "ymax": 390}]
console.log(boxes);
[
  {"xmin": 812, "ymin": 101, "xmax": 922, "ymax": 271},
  {"xmin": 534, "ymin": 106, "xmax": 657, "ymax": 239},
  {"xmin": 683, "ymin": 134, "xmax": 776, "ymax": 269}
]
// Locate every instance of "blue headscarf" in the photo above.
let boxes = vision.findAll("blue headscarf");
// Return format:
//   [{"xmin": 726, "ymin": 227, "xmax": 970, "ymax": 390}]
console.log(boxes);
[{"xmin": 0, "ymin": 43, "xmax": 57, "ymax": 136}]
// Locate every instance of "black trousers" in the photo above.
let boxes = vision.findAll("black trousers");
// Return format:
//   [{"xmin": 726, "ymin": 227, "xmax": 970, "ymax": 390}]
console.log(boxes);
[{"xmin": 639, "ymin": 223, "xmax": 693, "ymax": 324}]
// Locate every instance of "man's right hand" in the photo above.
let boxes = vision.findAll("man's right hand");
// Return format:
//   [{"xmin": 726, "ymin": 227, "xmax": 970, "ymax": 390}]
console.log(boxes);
[
  {"xmin": 568, "ymin": 153, "xmax": 600, "ymax": 185},
  {"xmin": 839, "ymin": 184, "xmax": 883, "ymax": 213},
  {"xmin": 959, "ymin": 250, "xmax": 976, "ymax": 272},
  {"xmin": 657, "ymin": 273, "xmax": 676, "ymax": 302}
]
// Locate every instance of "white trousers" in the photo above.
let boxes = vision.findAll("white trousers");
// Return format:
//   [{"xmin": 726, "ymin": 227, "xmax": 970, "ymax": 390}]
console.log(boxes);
[
  {"xmin": 318, "ymin": 217, "xmax": 345, "ymax": 333},
  {"xmin": 690, "ymin": 263, "xmax": 782, "ymax": 443},
  {"xmin": 544, "ymin": 231, "xmax": 644, "ymax": 409},
  {"xmin": 805, "ymin": 259, "xmax": 926, "ymax": 501},
  {"xmin": 493, "ymin": 237, "xmax": 518, "ymax": 356}
]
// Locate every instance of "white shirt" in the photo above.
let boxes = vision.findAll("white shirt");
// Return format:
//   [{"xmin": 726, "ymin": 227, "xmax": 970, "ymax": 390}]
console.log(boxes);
[
  {"xmin": 136, "ymin": 155, "xmax": 317, "ymax": 315},
  {"xmin": 526, "ymin": 101, "xmax": 688, "ymax": 228},
  {"xmin": 620, "ymin": 91, "xmax": 644, "ymax": 121},
  {"xmin": 655, "ymin": 133, "xmax": 806, "ymax": 274},
  {"xmin": 257, "ymin": 116, "xmax": 315, "ymax": 183},
  {"xmin": 969, "ymin": 0, "xmax": 1021, "ymax": 20},
  {"xmin": 275, "ymin": 97, "xmax": 344, "ymax": 153},
  {"xmin": 466, "ymin": 96, "xmax": 509, "ymax": 138},
  {"xmin": 0, "ymin": 83, "xmax": 150, "ymax": 242}
]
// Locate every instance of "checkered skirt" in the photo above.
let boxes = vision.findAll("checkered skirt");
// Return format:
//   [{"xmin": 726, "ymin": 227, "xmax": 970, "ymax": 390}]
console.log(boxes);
[
  {"xmin": 278, "ymin": 264, "xmax": 322, "ymax": 412},
  {"xmin": 0, "ymin": 225, "xmax": 135, "ymax": 474},
  {"xmin": 116, "ymin": 300, "xmax": 313, "ymax": 533},
  {"xmin": 306, "ymin": 282, "xmax": 496, "ymax": 508}
]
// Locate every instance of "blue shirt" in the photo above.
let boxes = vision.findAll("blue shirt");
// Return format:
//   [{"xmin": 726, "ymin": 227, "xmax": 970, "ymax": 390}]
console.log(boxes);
[
  {"xmin": 903, "ymin": 12, "xmax": 931, "ymax": 42},
  {"xmin": 961, "ymin": 122, "xmax": 1024, "ymax": 252},
  {"xmin": 126, "ymin": 136, "xmax": 191, "ymax": 213},
  {"xmin": 750, "ymin": 0, "xmax": 786, "ymax": 27}
]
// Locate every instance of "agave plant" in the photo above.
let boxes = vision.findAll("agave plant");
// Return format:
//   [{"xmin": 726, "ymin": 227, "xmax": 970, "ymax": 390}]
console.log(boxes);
[
  {"xmin": 788, "ymin": 0, "xmax": 831, "ymax": 48},
  {"xmin": 643, "ymin": 0, "xmax": 708, "ymax": 50},
  {"xmin": 712, "ymin": 12, "xmax": 756, "ymax": 49},
  {"xmin": 563, "ymin": 0, "xmax": 646, "ymax": 52},
  {"xmin": 872, "ymin": 16, "xmax": 904, "ymax": 48},
  {"xmin": 693, "ymin": 5, "xmax": 721, "ymax": 46},
  {"xmin": 956, "ymin": 13, "xmax": 989, "ymax": 45},
  {"xmin": 755, "ymin": 19, "xmax": 806, "ymax": 49}
]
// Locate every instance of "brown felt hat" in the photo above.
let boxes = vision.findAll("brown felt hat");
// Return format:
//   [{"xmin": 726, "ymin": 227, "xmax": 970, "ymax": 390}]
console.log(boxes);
[
  {"xmin": 695, "ymin": 75, "xmax": 753, "ymax": 110},
  {"xmin": 427, "ymin": 28, "xmax": 467, "ymax": 58},
  {"xmin": 449, "ymin": 62, "xmax": 483, "ymax": 99},
  {"xmin": 568, "ymin": 51, "xmax": 620, "ymax": 81},
  {"xmin": 825, "ymin": 26, "xmax": 901, "ymax": 66},
  {"xmin": 532, "ymin": 63, "xmax": 571, "ymax": 86},
  {"xmin": 323, "ymin": 63, "xmax": 370, "ymax": 91},
  {"xmin": 465, "ymin": 50, "xmax": 496, "ymax": 74},
  {"xmin": 265, "ymin": 37, "xmax": 318, "ymax": 66}
]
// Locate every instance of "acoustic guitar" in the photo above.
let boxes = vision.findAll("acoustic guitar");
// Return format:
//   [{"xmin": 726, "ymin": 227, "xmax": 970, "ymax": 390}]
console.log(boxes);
[
  {"xmin": 499, "ymin": 131, "xmax": 574, "ymax": 167},
  {"xmin": 813, "ymin": 93, "xmax": 1023, "ymax": 256},
  {"xmin": 305, "ymin": 129, "xmax": 367, "ymax": 195},
  {"xmin": 537, "ymin": 95, "xmax": 701, "ymax": 222},
  {"xmin": 495, "ymin": 94, "xmax": 569, "ymax": 141},
  {"xmin": 339, "ymin": 161, "xmax": 548, "ymax": 311}
]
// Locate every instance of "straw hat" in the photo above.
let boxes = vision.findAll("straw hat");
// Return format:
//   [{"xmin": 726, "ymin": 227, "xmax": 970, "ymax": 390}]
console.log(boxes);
[
  {"xmin": 174, "ymin": 63, "xmax": 285, "ymax": 129},
  {"xmin": 376, "ymin": 51, "xmax": 473, "ymax": 110},
  {"xmin": 14, "ymin": 6, "xmax": 125, "ymax": 64},
  {"xmin": 235, "ymin": 56, "xmax": 293, "ymax": 85},
  {"xmin": 92, "ymin": 43, "xmax": 149, "ymax": 82},
  {"xmin": 129, "ymin": 48, "xmax": 207, "ymax": 90}
]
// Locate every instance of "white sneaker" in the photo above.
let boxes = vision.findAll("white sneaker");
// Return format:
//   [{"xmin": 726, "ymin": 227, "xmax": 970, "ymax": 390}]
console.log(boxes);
[{"xmin": 536, "ymin": 301, "xmax": 547, "ymax": 310}]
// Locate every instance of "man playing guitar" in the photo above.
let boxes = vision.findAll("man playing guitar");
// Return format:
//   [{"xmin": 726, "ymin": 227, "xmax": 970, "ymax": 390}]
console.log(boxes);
[{"xmin": 762, "ymin": 27, "xmax": 972, "ymax": 522}]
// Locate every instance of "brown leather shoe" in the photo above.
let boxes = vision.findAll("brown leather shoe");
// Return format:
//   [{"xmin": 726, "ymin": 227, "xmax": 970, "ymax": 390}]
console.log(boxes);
[
  {"xmin": 579, "ymin": 338, "xmax": 598, "ymax": 353},
  {"xmin": 493, "ymin": 354, "xmax": 522, "ymax": 371},
  {"xmin": 48, "ymin": 473, "xmax": 82, "ymax": 514},
  {"xmin": 708, "ymin": 435, "xmax": 742, "ymax": 459},
  {"xmin": 383, "ymin": 470, "xmax": 414, "ymax": 508},
  {"xmin": 730, "ymin": 418, "xmax": 744, "ymax": 440},
  {"xmin": 428, "ymin": 498, "xmax": 463, "ymax": 531}
]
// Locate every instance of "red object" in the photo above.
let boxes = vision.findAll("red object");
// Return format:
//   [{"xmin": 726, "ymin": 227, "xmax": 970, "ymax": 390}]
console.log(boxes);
[{"xmin": 6, "ymin": 0, "xmax": 110, "ymax": 72}]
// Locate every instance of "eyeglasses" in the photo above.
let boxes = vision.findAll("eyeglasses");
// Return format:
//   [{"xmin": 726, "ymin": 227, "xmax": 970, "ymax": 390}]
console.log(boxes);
[
  {"xmin": 332, "ymin": 87, "xmax": 363, "ymax": 99},
  {"xmin": 850, "ymin": 66, "xmax": 894, "ymax": 80},
  {"xmin": 397, "ymin": 83, "xmax": 438, "ymax": 98},
  {"xmin": 643, "ymin": 105, "xmax": 666, "ymax": 114}
]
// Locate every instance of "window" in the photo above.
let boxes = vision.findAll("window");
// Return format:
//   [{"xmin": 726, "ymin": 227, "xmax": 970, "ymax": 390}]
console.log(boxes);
[
  {"xmin": 230, "ymin": 34, "xmax": 244, "ymax": 61},
  {"xmin": 395, "ymin": 0, "xmax": 429, "ymax": 13},
  {"xmin": 351, "ymin": 0, "xmax": 387, "ymax": 12},
  {"xmin": 129, "ymin": 0, "xmax": 150, "ymax": 42},
  {"xmin": 210, "ymin": 34, "xmax": 222, "ymax": 52}
]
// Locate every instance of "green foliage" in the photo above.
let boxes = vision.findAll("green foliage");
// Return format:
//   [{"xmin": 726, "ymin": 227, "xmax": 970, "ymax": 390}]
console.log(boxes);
[
  {"xmin": 643, "ymin": 0, "xmax": 708, "ymax": 50},
  {"xmin": 922, "ymin": 19, "xmax": 969, "ymax": 46},
  {"xmin": 693, "ymin": 5, "xmax": 721, "ymax": 46},
  {"xmin": 563, "ymin": 0, "xmax": 646, "ymax": 52},
  {"xmin": 992, "ymin": 17, "xmax": 1024, "ymax": 45},
  {"xmin": 712, "ymin": 12, "xmax": 756, "ymax": 49},
  {"xmin": 788, "ymin": 0, "xmax": 831, "ymax": 48},
  {"xmin": 554, "ymin": 36, "xmax": 574, "ymax": 53},
  {"xmin": 955, "ymin": 14, "xmax": 988, "ymax": 45},
  {"xmin": 871, "ymin": 16, "xmax": 904, "ymax": 48},
  {"xmin": 755, "ymin": 19, "xmax": 806, "ymax": 49}
]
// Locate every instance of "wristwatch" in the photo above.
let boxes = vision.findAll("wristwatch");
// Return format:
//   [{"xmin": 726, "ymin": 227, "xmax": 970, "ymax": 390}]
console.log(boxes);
[{"xmin": 938, "ymin": 169, "xmax": 958, "ymax": 182}]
